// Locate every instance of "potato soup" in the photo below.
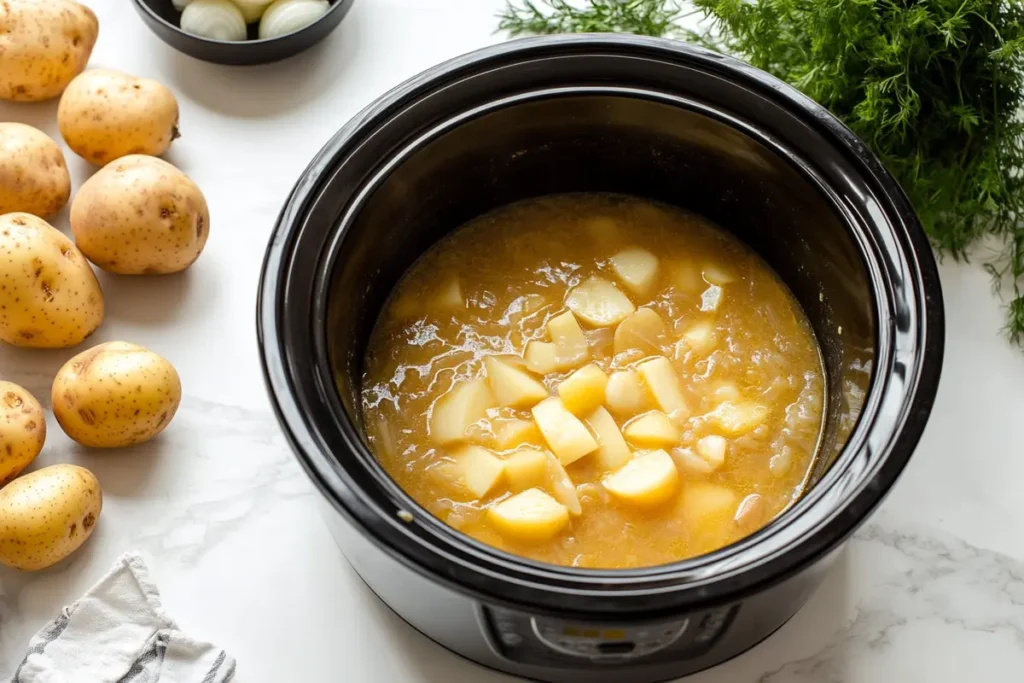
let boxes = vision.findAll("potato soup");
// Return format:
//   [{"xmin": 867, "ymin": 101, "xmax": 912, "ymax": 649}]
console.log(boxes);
[{"xmin": 361, "ymin": 194, "xmax": 824, "ymax": 569}]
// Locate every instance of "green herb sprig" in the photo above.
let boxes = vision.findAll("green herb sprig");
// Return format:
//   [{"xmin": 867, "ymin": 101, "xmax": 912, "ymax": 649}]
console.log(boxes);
[
  {"xmin": 498, "ymin": 0, "xmax": 685, "ymax": 37},
  {"xmin": 499, "ymin": 0, "xmax": 1024, "ymax": 345}
]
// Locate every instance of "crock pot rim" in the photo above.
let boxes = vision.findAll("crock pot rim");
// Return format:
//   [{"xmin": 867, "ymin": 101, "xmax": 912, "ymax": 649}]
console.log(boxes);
[{"xmin": 258, "ymin": 34, "xmax": 944, "ymax": 617}]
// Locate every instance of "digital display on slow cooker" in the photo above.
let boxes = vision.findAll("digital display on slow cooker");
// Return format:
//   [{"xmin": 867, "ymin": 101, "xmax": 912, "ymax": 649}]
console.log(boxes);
[{"xmin": 484, "ymin": 606, "xmax": 735, "ymax": 667}]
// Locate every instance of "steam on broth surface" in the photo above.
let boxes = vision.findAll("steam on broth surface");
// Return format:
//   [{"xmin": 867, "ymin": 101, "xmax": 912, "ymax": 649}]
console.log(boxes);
[{"xmin": 360, "ymin": 194, "xmax": 824, "ymax": 569}]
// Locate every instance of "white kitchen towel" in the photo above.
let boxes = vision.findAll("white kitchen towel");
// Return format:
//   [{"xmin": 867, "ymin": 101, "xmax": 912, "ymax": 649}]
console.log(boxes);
[{"xmin": 6, "ymin": 553, "xmax": 235, "ymax": 683}]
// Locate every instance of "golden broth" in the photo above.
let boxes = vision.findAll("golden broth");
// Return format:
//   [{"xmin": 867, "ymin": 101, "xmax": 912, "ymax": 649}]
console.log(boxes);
[{"xmin": 360, "ymin": 194, "xmax": 824, "ymax": 569}]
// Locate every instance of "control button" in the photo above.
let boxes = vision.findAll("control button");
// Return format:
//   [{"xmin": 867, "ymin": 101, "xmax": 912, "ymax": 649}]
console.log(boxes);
[
  {"xmin": 501, "ymin": 632, "xmax": 523, "ymax": 647},
  {"xmin": 597, "ymin": 641, "xmax": 636, "ymax": 655}
]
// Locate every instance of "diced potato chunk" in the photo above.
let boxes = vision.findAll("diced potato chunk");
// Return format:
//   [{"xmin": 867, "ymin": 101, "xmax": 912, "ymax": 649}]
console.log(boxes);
[
  {"xmin": 671, "ymin": 447, "xmax": 714, "ymax": 475},
  {"xmin": 452, "ymin": 445, "xmax": 505, "ymax": 497},
  {"xmin": 604, "ymin": 370, "xmax": 650, "ymax": 417},
  {"xmin": 557, "ymin": 363, "xmax": 609, "ymax": 416},
  {"xmin": 432, "ymin": 277, "xmax": 464, "ymax": 311},
  {"xmin": 547, "ymin": 311, "xmax": 590, "ymax": 370},
  {"xmin": 702, "ymin": 263, "xmax": 735, "ymax": 285},
  {"xmin": 565, "ymin": 277, "xmax": 636, "ymax": 327},
  {"xmin": 504, "ymin": 448, "xmax": 549, "ymax": 491},
  {"xmin": 613, "ymin": 308, "xmax": 670, "ymax": 356},
  {"xmin": 609, "ymin": 247, "xmax": 659, "ymax": 296},
  {"xmin": 545, "ymin": 451, "xmax": 582, "ymax": 516},
  {"xmin": 488, "ymin": 489, "xmax": 570, "ymax": 543},
  {"xmin": 484, "ymin": 356, "xmax": 548, "ymax": 409},
  {"xmin": 524, "ymin": 340, "xmax": 559, "ymax": 375},
  {"xmin": 669, "ymin": 259, "xmax": 703, "ymax": 292},
  {"xmin": 682, "ymin": 321, "xmax": 718, "ymax": 354},
  {"xmin": 637, "ymin": 356, "xmax": 689, "ymax": 414},
  {"xmin": 584, "ymin": 406, "xmax": 632, "ymax": 470},
  {"xmin": 709, "ymin": 401, "xmax": 770, "ymax": 436},
  {"xmin": 679, "ymin": 483, "xmax": 739, "ymax": 531},
  {"xmin": 531, "ymin": 397, "xmax": 599, "ymax": 466},
  {"xmin": 623, "ymin": 411, "xmax": 680, "ymax": 447},
  {"xmin": 430, "ymin": 379, "xmax": 496, "ymax": 445},
  {"xmin": 695, "ymin": 435, "xmax": 727, "ymax": 470},
  {"xmin": 602, "ymin": 450, "xmax": 679, "ymax": 507},
  {"xmin": 491, "ymin": 417, "xmax": 545, "ymax": 450}
]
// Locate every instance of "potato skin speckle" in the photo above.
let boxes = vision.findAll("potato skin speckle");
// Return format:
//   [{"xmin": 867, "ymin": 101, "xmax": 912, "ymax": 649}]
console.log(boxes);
[
  {"xmin": 0, "ymin": 381, "xmax": 46, "ymax": 486},
  {"xmin": 52, "ymin": 341, "xmax": 182, "ymax": 448},
  {"xmin": 0, "ymin": 123, "xmax": 71, "ymax": 218},
  {"xmin": 58, "ymin": 69, "xmax": 179, "ymax": 166},
  {"xmin": 0, "ymin": 0, "xmax": 99, "ymax": 103},
  {"xmin": 0, "ymin": 213, "xmax": 105, "ymax": 349},
  {"xmin": 0, "ymin": 464, "xmax": 101, "ymax": 571},
  {"xmin": 70, "ymin": 155, "xmax": 210, "ymax": 275}
]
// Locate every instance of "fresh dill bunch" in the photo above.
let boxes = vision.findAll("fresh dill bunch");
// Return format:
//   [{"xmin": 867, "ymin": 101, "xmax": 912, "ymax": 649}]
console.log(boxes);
[
  {"xmin": 498, "ymin": 0, "xmax": 1024, "ymax": 346},
  {"xmin": 693, "ymin": 0, "xmax": 1024, "ymax": 343},
  {"xmin": 498, "ymin": 0, "xmax": 684, "ymax": 37}
]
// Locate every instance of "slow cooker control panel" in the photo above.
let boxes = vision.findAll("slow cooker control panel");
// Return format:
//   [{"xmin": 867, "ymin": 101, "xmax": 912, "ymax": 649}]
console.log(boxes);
[{"xmin": 482, "ymin": 606, "xmax": 735, "ymax": 667}]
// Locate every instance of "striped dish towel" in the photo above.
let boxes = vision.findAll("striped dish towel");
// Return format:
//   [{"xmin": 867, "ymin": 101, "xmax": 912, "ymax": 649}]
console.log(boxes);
[{"xmin": 6, "ymin": 553, "xmax": 235, "ymax": 683}]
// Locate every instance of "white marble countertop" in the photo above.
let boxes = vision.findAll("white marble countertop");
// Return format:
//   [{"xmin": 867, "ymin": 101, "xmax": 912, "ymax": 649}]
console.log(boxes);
[{"xmin": 2, "ymin": 1, "xmax": 1024, "ymax": 681}]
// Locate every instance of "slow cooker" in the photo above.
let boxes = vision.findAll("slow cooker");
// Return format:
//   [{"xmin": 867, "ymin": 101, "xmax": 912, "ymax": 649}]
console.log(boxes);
[{"xmin": 258, "ymin": 35, "xmax": 943, "ymax": 682}]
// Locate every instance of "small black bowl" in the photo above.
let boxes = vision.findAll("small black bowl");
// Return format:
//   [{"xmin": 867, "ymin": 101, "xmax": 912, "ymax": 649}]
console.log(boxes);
[{"xmin": 131, "ymin": 0, "xmax": 354, "ymax": 66}]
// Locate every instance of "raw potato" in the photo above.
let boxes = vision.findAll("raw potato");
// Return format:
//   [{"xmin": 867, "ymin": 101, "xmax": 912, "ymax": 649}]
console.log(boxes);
[
  {"xmin": 531, "ymin": 397, "xmax": 598, "ymax": 466},
  {"xmin": 70, "ymin": 155, "xmax": 210, "ymax": 275},
  {"xmin": 623, "ymin": 411, "xmax": 680, "ymax": 448},
  {"xmin": 490, "ymin": 417, "xmax": 544, "ymax": 450},
  {"xmin": 52, "ymin": 341, "xmax": 182, "ymax": 448},
  {"xmin": 637, "ymin": 356, "xmax": 689, "ymax": 415},
  {"xmin": 695, "ymin": 435, "xmax": 727, "ymax": 469},
  {"xmin": 546, "ymin": 311, "xmax": 589, "ymax": 370},
  {"xmin": 0, "ymin": 123, "xmax": 71, "ymax": 218},
  {"xmin": 602, "ymin": 449, "xmax": 679, "ymax": 507},
  {"xmin": 58, "ymin": 69, "xmax": 180, "ymax": 166},
  {"xmin": 609, "ymin": 247, "xmax": 659, "ymax": 296},
  {"xmin": 0, "ymin": 382, "xmax": 46, "ymax": 486},
  {"xmin": 488, "ymin": 488, "xmax": 569, "ymax": 543},
  {"xmin": 430, "ymin": 378, "xmax": 495, "ymax": 445},
  {"xmin": 504, "ymin": 448, "xmax": 548, "ymax": 491},
  {"xmin": 484, "ymin": 356, "xmax": 548, "ymax": 409},
  {"xmin": 671, "ymin": 447, "xmax": 715, "ymax": 475},
  {"xmin": 524, "ymin": 341, "xmax": 558, "ymax": 375},
  {"xmin": 683, "ymin": 321, "xmax": 718, "ymax": 354},
  {"xmin": 709, "ymin": 401, "xmax": 770, "ymax": 436},
  {"xmin": 0, "ymin": 464, "xmax": 101, "ymax": 571},
  {"xmin": 613, "ymin": 308, "xmax": 670, "ymax": 357},
  {"xmin": 452, "ymin": 445, "xmax": 505, "ymax": 497},
  {"xmin": 0, "ymin": 213, "xmax": 104, "ymax": 349},
  {"xmin": 584, "ymin": 406, "xmax": 632, "ymax": 470},
  {"xmin": 0, "ymin": 0, "xmax": 98, "ymax": 102},
  {"xmin": 565, "ymin": 276, "xmax": 635, "ymax": 327},
  {"xmin": 557, "ymin": 363, "xmax": 608, "ymax": 416},
  {"xmin": 544, "ymin": 451, "xmax": 582, "ymax": 516}
]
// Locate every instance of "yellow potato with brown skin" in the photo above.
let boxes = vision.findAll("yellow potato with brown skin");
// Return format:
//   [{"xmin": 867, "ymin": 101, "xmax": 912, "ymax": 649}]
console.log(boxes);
[
  {"xmin": 52, "ymin": 341, "xmax": 182, "ymax": 448},
  {"xmin": 58, "ymin": 69, "xmax": 180, "ymax": 166},
  {"xmin": 0, "ymin": 464, "xmax": 101, "ymax": 571},
  {"xmin": 70, "ymin": 156, "xmax": 210, "ymax": 274},
  {"xmin": 0, "ymin": 382, "xmax": 46, "ymax": 486},
  {"xmin": 0, "ymin": 0, "xmax": 98, "ymax": 102},
  {"xmin": 0, "ymin": 123, "xmax": 71, "ymax": 218},
  {"xmin": 0, "ymin": 213, "xmax": 104, "ymax": 348}
]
